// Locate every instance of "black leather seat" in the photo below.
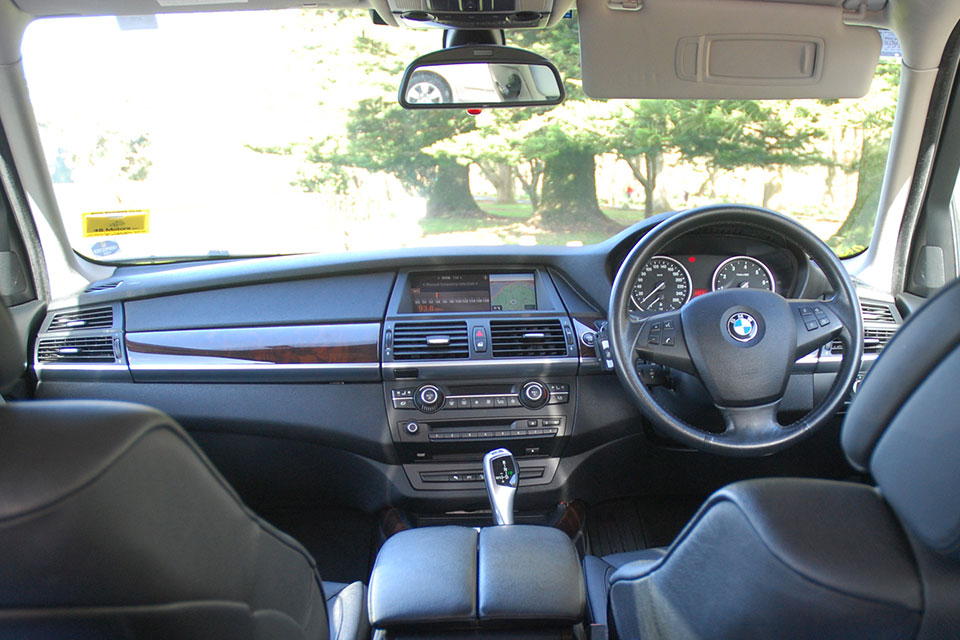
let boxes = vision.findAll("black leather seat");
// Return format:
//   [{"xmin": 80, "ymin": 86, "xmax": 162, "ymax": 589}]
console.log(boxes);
[
  {"xmin": 0, "ymin": 304, "xmax": 369, "ymax": 640},
  {"xmin": 586, "ymin": 277, "xmax": 960, "ymax": 639}
]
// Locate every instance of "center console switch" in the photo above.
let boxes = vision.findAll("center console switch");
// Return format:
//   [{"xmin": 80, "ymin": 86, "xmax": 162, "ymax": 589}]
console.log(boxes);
[{"xmin": 368, "ymin": 525, "xmax": 585, "ymax": 634}]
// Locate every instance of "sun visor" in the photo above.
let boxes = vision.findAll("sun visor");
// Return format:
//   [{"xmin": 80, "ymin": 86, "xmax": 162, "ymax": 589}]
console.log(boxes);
[{"xmin": 579, "ymin": 0, "xmax": 882, "ymax": 99}]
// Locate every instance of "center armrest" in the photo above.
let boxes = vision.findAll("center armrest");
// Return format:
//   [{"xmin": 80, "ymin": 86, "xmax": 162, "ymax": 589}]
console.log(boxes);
[
  {"xmin": 479, "ymin": 525, "xmax": 585, "ymax": 623},
  {"xmin": 367, "ymin": 524, "xmax": 584, "ymax": 632}
]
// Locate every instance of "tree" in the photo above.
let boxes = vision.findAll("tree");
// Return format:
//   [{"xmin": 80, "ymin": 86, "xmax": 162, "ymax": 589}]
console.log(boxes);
[
  {"xmin": 302, "ymin": 98, "xmax": 483, "ymax": 218},
  {"xmin": 518, "ymin": 102, "xmax": 621, "ymax": 232},
  {"xmin": 827, "ymin": 61, "xmax": 901, "ymax": 256},
  {"xmin": 607, "ymin": 101, "xmax": 676, "ymax": 217},
  {"xmin": 508, "ymin": 21, "xmax": 623, "ymax": 231},
  {"xmin": 671, "ymin": 100, "xmax": 827, "ymax": 203}
]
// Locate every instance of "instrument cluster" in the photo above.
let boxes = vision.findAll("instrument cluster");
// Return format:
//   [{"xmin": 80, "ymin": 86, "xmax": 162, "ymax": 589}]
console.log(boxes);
[{"xmin": 630, "ymin": 253, "xmax": 780, "ymax": 313}]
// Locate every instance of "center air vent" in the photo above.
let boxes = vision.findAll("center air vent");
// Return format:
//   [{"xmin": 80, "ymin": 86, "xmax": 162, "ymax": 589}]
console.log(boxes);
[
  {"xmin": 831, "ymin": 327, "xmax": 897, "ymax": 356},
  {"xmin": 490, "ymin": 319, "xmax": 566, "ymax": 358},
  {"xmin": 37, "ymin": 336, "xmax": 117, "ymax": 363},
  {"xmin": 47, "ymin": 307, "xmax": 114, "ymax": 331},
  {"xmin": 393, "ymin": 321, "xmax": 469, "ymax": 360},
  {"xmin": 860, "ymin": 301, "xmax": 896, "ymax": 324}
]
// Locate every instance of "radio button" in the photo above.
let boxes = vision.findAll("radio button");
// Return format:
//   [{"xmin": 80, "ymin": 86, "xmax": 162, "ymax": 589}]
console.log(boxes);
[{"xmin": 520, "ymin": 381, "xmax": 549, "ymax": 409}]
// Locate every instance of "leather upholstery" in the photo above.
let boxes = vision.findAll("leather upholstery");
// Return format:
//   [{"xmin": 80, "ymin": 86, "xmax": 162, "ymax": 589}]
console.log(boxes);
[
  {"xmin": 368, "ymin": 526, "xmax": 479, "ymax": 628},
  {"xmin": 369, "ymin": 524, "xmax": 585, "ymax": 631},
  {"xmin": 597, "ymin": 277, "xmax": 960, "ymax": 639},
  {"xmin": 0, "ymin": 300, "xmax": 25, "ymax": 390},
  {"xmin": 842, "ymin": 278, "xmax": 960, "ymax": 559},
  {"xmin": 842, "ymin": 277, "xmax": 960, "ymax": 471},
  {"xmin": 0, "ymin": 399, "xmax": 367, "ymax": 640},
  {"xmin": 607, "ymin": 479, "xmax": 922, "ymax": 640},
  {"xmin": 478, "ymin": 525, "xmax": 585, "ymax": 623}
]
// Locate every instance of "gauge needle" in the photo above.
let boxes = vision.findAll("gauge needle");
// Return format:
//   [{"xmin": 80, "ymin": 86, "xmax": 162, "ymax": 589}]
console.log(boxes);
[{"xmin": 640, "ymin": 282, "xmax": 666, "ymax": 305}]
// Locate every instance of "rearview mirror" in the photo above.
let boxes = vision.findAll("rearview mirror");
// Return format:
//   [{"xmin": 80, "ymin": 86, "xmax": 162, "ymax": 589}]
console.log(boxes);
[{"xmin": 399, "ymin": 45, "xmax": 564, "ymax": 109}]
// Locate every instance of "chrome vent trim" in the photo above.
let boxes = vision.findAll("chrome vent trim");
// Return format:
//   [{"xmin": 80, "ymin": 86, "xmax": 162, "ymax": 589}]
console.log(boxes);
[
  {"xmin": 860, "ymin": 301, "xmax": 896, "ymax": 324},
  {"xmin": 47, "ymin": 307, "xmax": 114, "ymax": 331},
  {"xmin": 490, "ymin": 319, "xmax": 566, "ymax": 358},
  {"xmin": 37, "ymin": 336, "xmax": 117, "ymax": 363},
  {"xmin": 393, "ymin": 321, "xmax": 469, "ymax": 360},
  {"xmin": 831, "ymin": 327, "xmax": 897, "ymax": 356},
  {"xmin": 85, "ymin": 280, "xmax": 123, "ymax": 293}
]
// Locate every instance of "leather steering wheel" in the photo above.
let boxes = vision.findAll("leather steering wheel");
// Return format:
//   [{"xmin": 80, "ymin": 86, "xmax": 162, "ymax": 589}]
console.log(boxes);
[{"xmin": 609, "ymin": 205, "xmax": 864, "ymax": 456}]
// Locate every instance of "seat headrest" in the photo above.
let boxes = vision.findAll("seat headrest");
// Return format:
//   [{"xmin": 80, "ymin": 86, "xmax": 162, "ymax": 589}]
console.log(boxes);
[
  {"xmin": 841, "ymin": 277, "xmax": 960, "ymax": 559},
  {"xmin": 0, "ymin": 301, "xmax": 26, "ymax": 391}
]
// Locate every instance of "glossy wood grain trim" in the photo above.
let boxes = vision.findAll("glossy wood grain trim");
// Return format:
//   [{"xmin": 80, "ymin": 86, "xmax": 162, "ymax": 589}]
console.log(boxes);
[{"xmin": 126, "ymin": 323, "xmax": 380, "ymax": 365}]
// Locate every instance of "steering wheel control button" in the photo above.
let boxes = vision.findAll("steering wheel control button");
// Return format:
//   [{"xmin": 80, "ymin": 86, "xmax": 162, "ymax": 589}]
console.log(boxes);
[
  {"xmin": 804, "ymin": 319, "xmax": 819, "ymax": 331},
  {"xmin": 662, "ymin": 334, "xmax": 675, "ymax": 346},
  {"xmin": 648, "ymin": 333, "xmax": 660, "ymax": 345},
  {"xmin": 727, "ymin": 312, "xmax": 759, "ymax": 343},
  {"xmin": 519, "ymin": 381, "xmax": 549, "ymax": 409},
  {"xmin": 414, "ymin": 385, "xmax": 444, "ymax": 413}
]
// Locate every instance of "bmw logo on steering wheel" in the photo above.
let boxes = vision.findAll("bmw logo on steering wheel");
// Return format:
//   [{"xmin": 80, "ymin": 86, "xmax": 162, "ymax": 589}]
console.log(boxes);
[{"xmin": 728, "ymin": 312, "xmax": 759, "ymax": 343}]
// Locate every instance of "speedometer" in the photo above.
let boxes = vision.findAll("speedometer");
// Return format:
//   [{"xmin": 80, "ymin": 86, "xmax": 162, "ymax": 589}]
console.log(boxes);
[
  {"xmin": 712, "ymin": 256, "xmax": 776, "ymax": 292},
  {"xmin": 631, "ymin": 256, "xmax": 692, "ymax": 312}
]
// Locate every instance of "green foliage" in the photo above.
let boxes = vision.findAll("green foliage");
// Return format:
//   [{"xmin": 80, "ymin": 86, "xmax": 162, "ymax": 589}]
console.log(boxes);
[
  {"xmin": 301, "ymin": 97, "xmax": 477, "ymax": 196},
  {"xmin": 93, "ymin": 132, "xmax": 152, "ymax": 182}
]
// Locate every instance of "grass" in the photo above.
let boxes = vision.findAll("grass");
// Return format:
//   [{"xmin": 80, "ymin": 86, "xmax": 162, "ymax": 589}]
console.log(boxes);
[{"xmin": 417, "ymin": 200, "xmax": 653, "ymax": 246}]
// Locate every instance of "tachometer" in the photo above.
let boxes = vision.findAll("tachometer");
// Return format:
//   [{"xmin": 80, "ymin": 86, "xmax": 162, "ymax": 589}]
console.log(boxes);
[
  {"xmin": 712, "ymin": 256, "xmax": 775, "ymax": 292},
  {"xmin": 631, "ymin": 256, "xmax": 692, "ymax": 312}
]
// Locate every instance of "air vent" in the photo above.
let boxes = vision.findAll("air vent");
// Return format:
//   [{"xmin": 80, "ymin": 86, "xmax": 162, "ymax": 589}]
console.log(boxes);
[
  {"xmin": 860, "ymin": 301, "xmax": 896, "ymax": 324},
  {"xmin": 85, "ymin": 280, "xmax": 123, "ymax": 293},
  {"xmin": 393, "ymin": 321, "xmax": 469, "ymax": 360},
  {"xmin": 37, "ymin": 336, "xmax": 117, "ymax": 363},
  {"xmin": 47, "ymin": 307, "xmax": 114, "ymax": 332},
  {"xmin": 830, "ymin": 327, "xmax": 897, "ymax": 356},
  {"xmin": 490, "ymin": 319, "xmax": 566, "ymax": 358}
]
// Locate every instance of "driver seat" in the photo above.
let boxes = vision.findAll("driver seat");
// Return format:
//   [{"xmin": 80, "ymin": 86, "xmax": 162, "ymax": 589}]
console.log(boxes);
[{"xmin": 586, "ymin": 277, "xmax": 960, "ymax": 639}]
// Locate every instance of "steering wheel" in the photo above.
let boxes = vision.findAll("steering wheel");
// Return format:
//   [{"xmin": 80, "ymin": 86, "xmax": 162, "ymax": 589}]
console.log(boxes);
[{"xmin": 609, "ymin": 205, "xmax": 864, "ymax": 456}]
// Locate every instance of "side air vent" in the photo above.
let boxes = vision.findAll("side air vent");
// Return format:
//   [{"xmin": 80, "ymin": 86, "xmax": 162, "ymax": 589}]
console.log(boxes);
[
  {"xmin": 490, "ymin": 319, "xmax": 566, "ymax": 358},
  {"xmin": 393, "ymin": 321, "xmax": 469, "ymax": 360},
  {"xmin": 47, "ymin": 307, "xmax": 114, "ymax": 331},
  {"xmin": 830, "ymin": 327, "xmax": 897, "ymax": 356},
  {"xmin": 85, "ymin": 280, "xmax": 123, "ymax": 293},
  {"xmin": 860, "ymin": 301, "xmax": 896, "ymax": 324},
  {"xmin": 37, "ymin": 336, "xmax": 117, "ymax": 363}
]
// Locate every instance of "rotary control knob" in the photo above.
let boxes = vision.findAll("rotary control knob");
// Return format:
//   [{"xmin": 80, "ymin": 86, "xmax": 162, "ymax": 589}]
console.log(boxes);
[
  {"xmin": 519, "ymin": 381, "xmax": 549, "ymax": 409},
  {"xmin": 414, "ymin": 384, "xmax": 444, "ymax": 413}
]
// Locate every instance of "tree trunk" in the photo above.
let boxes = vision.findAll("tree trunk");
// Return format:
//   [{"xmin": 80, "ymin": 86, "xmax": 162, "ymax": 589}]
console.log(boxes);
[
  {"xmin": 536, "ymin": 148, "xmax": 619, "ymax": 232},
  {"xmin": 477, "ymin": 161, "xmax": 516, "ymax": 205},
  {"xmin": 621, "ymin": 152, "xmax": 662, "ymax": 218},
  {"xmin": 828, "ymin": 134, "xmax": 891, "ymax": 254},
  {"xmin": 425, "ymin": 160, "xmax": 484, "ymax": 219},
  {"xmin": 517, "ymin": 159, "xmax": 543, "ymax": 211}
]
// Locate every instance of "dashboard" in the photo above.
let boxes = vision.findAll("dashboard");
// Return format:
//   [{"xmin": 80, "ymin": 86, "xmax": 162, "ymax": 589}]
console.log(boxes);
[{"xmin": 28, "ymin": 217, "xmax": 899, "ymax": 512}]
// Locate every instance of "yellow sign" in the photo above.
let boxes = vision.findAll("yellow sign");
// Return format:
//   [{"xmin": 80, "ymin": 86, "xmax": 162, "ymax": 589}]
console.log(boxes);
[{"xmin": 82, "ymin": 210, "xmax": 150, "ymax": 237}]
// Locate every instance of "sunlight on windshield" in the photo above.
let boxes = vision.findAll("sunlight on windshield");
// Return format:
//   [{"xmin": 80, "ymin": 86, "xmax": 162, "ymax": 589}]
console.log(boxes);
[{"xmin": 21, "ymin": 10, "xmax": 898, "ymax": 262}]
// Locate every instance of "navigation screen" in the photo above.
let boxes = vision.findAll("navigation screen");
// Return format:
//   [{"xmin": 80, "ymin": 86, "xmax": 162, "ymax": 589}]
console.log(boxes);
[{"xmin": 410, "ymin": 272, "xmax": 537, "ymax": 313}]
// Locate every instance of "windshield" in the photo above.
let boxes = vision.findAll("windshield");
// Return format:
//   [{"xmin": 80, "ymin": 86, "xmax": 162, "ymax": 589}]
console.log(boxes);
[{"xmin": 21, "ymin": 10, "xmax": 899, "ymax": 263}]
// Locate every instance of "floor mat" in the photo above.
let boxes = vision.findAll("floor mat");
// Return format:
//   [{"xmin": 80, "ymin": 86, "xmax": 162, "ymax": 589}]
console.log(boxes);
[
  {"xmin": 586, "ymin": 496, "xmax": 704, "ymax": 556},
  {"xmin": 259, "ymin": 507, "xmax": 378, "ymax": 584}
]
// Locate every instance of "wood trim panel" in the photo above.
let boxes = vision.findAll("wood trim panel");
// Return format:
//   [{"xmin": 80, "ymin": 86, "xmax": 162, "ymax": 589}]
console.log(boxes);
[{"xmin": 126, "ymin": 323, "xmax": 380, "ymax": 365}]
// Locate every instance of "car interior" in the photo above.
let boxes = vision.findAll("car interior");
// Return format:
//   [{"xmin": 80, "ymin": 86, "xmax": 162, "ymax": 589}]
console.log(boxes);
[{"xmin": 1, "ymin": 0, "xmax": 959, "ymax": 638}]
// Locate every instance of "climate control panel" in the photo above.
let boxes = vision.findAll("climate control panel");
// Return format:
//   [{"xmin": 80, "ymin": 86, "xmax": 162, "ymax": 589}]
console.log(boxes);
[
  {"xmin": 384, "ymin": 377, "xmax": 576, "ymax": 466},
  {"xmin": 391, "ymin": 381, "xmax": 569, "ymax": 413}
]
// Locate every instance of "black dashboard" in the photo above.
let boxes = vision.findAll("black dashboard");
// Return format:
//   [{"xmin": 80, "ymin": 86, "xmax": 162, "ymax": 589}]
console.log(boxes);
[{"xmin": 29, "ymin": 218, "xmax": 901, "ymax": 512}]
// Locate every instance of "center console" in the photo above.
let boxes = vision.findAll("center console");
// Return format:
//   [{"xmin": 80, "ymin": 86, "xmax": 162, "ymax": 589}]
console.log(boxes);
[{"xmin": 381, "ymin": 268, "xmax": 582, "ymax": 493}]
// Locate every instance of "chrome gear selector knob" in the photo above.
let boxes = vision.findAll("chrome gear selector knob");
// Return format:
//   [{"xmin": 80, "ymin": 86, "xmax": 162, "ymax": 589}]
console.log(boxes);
[{"xmin": 483, "ymin": 448, "xmax": 518, "ymax": 525}]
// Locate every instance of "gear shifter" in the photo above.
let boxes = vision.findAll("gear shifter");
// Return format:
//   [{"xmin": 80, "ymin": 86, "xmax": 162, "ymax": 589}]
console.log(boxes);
[{"xmin": 483, "ymin": 448, "xmax": 518, "ymax": 525}]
